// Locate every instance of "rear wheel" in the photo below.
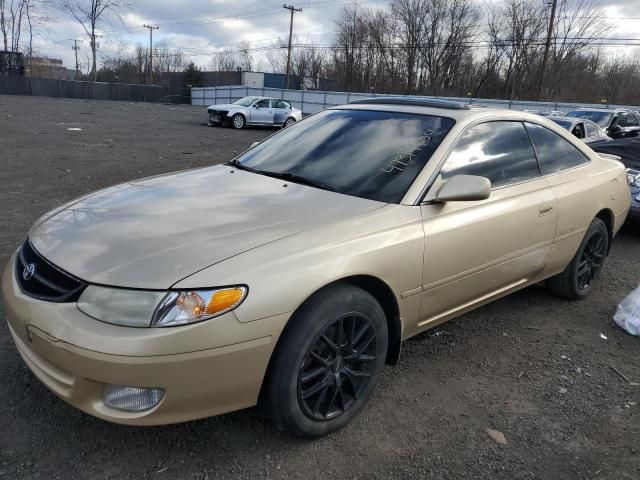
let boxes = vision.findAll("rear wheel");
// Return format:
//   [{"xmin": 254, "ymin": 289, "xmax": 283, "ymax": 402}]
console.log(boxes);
[
  {"xmin": 264, "ymin": 283, "xmax": 387, "ymax": 438},
  {"xmin": 284, "ymin": 117, "xmax": 296, "ymax": 128},
  {"xmin": 547, "ymin": 218, "xmax": 609, "ymax": 300},
  {"xmin": 231, "ymin": 113, "xmax": 245, "ymax": 130}
]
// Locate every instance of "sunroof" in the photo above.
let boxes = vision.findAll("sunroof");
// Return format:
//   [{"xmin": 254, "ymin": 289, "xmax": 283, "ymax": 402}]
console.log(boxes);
[{"xmin": 349, "ymin": 97, "xmax": 470, "ymax": 110}]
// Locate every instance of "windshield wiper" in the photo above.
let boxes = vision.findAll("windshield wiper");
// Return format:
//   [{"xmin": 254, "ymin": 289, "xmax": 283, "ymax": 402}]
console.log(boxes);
[
  {"xmin": 227, "ymin": 159, "xmax": 257, "ymax": 172},
  {"xmin": 228, "ymin": 161, "xmax": 336, "ymax": 192},
  {"xmin": 256, "ymin": 170, "xmax": 337, "ymax": 192}
]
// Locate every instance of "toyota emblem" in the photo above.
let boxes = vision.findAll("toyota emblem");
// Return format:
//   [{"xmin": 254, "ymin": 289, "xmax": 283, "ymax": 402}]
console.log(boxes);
[{"xmin": 22, "ymin": 263, "xmax": 36, "ymax": 281}]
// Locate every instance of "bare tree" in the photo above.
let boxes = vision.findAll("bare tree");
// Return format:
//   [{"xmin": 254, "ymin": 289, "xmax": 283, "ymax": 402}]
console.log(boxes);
[
  {"xmin": 265, "ymin": 38, "xmax": 288, "ymax": 73},
  {"xmin": 211, "ymin": 47, "xmax": 240, "ymax": 71},
  {"xmin": 391, "ymin": 0, "xmax": 425, "ymax": 94},
  {"xmin": 1, "ymin": 0, "xmax": 29, "ymax": 51},
  {"xmin": 62, "ymin": 0, "xmax": 125, "ymax": 81},
  {"xmin": 332, "ymin": 4, "xmax": 369, "ymax": 92},
  {"xmin": 416, "ymin": 0, "xmax": 477, "ymax": 95},
  {"xmin": 543, "ymin": 0, "xmax": 611, "ymax": 99}
]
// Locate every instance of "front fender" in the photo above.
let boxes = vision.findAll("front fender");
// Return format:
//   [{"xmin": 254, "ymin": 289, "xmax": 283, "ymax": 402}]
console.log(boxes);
[{"xmin": 172, "ymin": 205, "xmax": 425, "ymax": 333}]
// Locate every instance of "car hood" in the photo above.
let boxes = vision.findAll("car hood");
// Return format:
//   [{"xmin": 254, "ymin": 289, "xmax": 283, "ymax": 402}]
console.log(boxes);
[
  {"xmin": 29, "ymin": 165, "xmax": 384, "ymax": 289},
  {"xmin": 207, "ymin": 104, "xmax": 243, "ymax": 111}
]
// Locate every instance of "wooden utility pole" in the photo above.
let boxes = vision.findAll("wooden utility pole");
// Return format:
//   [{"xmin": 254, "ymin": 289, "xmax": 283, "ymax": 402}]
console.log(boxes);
[
  {"xmin": 283, "ymin": 4, "xmax": 301, "ymax": 90},
  {"xmin": 70, "ymin": 39, "xmax": 82, "ymax": 80},
  {"xmin": 537, "ymin": 0, "xmax": 557, "ymax": 101},
  {"xmin": 143, "ymin": 24, "xmax": 159, "ymax": 84}
]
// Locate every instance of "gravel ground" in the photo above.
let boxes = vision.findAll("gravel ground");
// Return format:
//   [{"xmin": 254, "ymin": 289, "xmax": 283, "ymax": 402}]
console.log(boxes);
[{"xmin": 0, "ymin": 95, "xmax": 639, "ymax": 480}]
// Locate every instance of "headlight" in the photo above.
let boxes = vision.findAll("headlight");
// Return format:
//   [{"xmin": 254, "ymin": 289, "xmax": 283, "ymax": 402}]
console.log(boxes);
[
  {"xmin": 151, "ymin": 287, "xmax": 247, "ymax": 327},
  {"xmin": 77, "ymin": 285, "xmax": 247, "ymax": 328}
]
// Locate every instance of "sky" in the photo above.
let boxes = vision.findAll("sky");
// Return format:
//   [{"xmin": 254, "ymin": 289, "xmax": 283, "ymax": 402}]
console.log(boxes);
[{"xmin": 31, "ymin": 0, "xmax": 640, "ymax": 73}]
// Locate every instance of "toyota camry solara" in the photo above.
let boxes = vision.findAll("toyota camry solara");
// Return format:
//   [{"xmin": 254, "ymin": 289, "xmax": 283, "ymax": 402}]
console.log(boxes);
[{"xmin": 2, "ymin": 98, "xmax": 631, "ymax": 438}]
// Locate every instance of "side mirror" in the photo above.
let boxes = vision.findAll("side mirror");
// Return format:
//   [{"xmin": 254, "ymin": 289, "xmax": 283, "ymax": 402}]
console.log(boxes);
[
  {"xmin": 250, "ymin": 141, "xmax": 260, "ymax": 149},
  {"xmin": 435, "ymin": 175, "xmax": 491, "ymax": 202}
]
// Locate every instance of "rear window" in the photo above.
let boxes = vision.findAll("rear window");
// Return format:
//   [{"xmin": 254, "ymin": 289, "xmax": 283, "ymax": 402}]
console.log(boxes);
[
  {"xmin": 550, "ymin": 118, "xmax": 573, "ymax": 131},
  {"xmin": 525, "ymin": 123, "xmax": 590, "ymax": 174},
  {"xmin": 565, "ymin": 110, "xmax": 612, "ymax": 128},
  {"xmin": 235, "ymin": 109, "xmax": 455, "ymax": 203}
]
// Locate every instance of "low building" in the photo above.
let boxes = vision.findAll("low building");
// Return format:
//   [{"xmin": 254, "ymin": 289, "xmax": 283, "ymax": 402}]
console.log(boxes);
[{"xmin": 25, "ymin": 57, "xmax": 76, "ymax": 80}]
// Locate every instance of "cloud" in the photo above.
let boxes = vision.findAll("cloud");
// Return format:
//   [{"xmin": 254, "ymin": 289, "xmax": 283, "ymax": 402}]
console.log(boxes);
[{"xmin": 28, "ymin": 0, "xmax": 640, "ymax": 73}]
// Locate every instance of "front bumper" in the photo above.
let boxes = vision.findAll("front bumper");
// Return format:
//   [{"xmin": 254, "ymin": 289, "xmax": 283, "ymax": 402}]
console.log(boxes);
[
  {"xmin": 2, "ymin": 253, "xmax": 288, "ymax": 425},
  {"xmin": 208, "ymin": 110, "xmax": 230, "ymax": 126}
]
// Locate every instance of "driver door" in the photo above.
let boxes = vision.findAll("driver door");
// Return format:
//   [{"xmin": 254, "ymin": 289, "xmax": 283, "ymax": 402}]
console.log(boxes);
[
  {"xmin": 250, "ymin": 99, "xmax": 275, "ymax": 125},
  {"xmin": 417, "ymin": 121, "xmax": 557, "ymax": 329}
]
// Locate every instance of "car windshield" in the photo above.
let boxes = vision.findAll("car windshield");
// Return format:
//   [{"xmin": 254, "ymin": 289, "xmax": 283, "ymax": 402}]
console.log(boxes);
[
  {"xmin": 232, "ymin": 96, "xmax": 259, "ymax": 107},
  {"xmin": 550, "ymin": 118, "xmax": 573, "ymax": 130},
  {"xmin": 233, "ymin": 109, "xmax": 455, "ymax": 203},
  {"xmin": 565, "ymin": 110, "xmax": 612, "ymax": 128}
]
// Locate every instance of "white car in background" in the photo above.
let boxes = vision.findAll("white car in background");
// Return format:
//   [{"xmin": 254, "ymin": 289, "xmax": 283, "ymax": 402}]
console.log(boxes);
[{"xmin": 207, "ymin": 96, "xmax": 303, "ymax": 129}]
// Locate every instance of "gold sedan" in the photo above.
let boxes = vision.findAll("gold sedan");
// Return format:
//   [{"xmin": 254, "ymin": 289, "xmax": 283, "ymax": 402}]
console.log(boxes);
[{"xmin": 2, "ymin": 98, "xmax": 631, "ymax": 438}]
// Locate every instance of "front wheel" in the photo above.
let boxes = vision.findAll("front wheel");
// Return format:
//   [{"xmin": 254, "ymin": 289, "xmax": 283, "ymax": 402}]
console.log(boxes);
[
  {"xmin": 547, "ymin": 218, "xmax": 609, "ymax": 300},
  {"xmin": 284, "ymin": 117, "xmax": 296, "ymax": 128},
  {"xmin": 231, "ymin": 113, "xmax": 245, "ymax": 129},
  {"xmin": 264, "ymin": 283, "xmax": 388, "ymax": 438}
]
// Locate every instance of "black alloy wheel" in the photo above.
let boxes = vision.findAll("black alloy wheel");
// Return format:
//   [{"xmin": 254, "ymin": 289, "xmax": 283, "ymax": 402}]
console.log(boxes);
[
  {"xmin": 297, "ymin": 313, "xmax": 378, "ymax": 421},
  {"xmin": 576, "ymin": 228, "xmax": 607, "ymax": 292},
  {"xmin": 547, "ymin": 217, "xmax": 609, "ymax": 300},
  {"xmin": 263, "ymin": 283, "xmax": 387, "ymax": 438}
]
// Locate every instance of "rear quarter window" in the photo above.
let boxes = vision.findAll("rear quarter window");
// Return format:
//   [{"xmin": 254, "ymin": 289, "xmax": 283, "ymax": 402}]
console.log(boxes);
[{"xmin": 525, "ymin": 122, "xmax": 590, "ymax": 175}]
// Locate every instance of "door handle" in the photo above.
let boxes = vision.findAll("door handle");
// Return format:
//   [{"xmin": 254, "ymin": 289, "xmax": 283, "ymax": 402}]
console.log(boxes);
[{"xmin": 539, "ymin": 203, "xmax": 554, "ymax": 216}]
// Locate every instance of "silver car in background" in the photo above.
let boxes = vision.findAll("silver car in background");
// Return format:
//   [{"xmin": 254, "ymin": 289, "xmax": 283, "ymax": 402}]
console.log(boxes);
[
  {"xmin": 207, "ymin": 96, "xmax": 303, "ymax": 129},
  {"xmin": 547, "ymin": 116, "xmax": 612, "ymax": 146}
]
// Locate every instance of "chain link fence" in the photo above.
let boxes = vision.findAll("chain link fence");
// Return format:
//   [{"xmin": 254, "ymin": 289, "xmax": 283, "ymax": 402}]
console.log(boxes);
[{"xmin": 0, "ymin": 76, "xmax": 191, "ymax": 103}]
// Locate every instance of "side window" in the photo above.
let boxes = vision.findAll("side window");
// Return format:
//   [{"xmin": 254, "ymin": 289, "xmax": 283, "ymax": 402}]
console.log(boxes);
[
  {"xmin": 614, "ymin": 113, "xmax": 625, "ymax": 126},
  {"xmin": 255, "ymin": 99, "xmax": 271, "ymax": 108},
  {"xmin": 624, "ymin": 113, "xmax": 639, "ymax": 127},
  {"xmin": 525, "ymin": 122, "xmax": 590, "ymax": 174},
  {"xmin": 276, "ymin": 100, "xmax": 291, "ymax": 109},
  {"xmin": 440, "ymin": 121, "xmax": 540, "ymax": 188},
  {"xmin": 585, "ymin": 122, "xmax": 599, "ymax": 137},
  {"xmin": 571, "ymin": 123, "xmax": 584, "ymax": 139}
]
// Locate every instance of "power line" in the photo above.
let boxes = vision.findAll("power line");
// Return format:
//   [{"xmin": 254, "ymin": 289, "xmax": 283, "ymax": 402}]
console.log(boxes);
[{"xmin": 96, "ymin": 0, "xmax": 355, "ymax": 35}]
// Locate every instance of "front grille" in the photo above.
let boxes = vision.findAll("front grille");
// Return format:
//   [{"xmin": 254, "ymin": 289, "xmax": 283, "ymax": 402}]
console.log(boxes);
[
  {"xmin": 15, "ymin": 240, "xmax": 86, "ymax": 302},
  {"xmin": 209, "ymin": 110, "xmax": 228, "ymax": 121}
]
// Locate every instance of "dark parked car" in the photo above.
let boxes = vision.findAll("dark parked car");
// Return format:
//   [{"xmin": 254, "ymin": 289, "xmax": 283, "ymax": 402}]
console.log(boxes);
[
  {"xmin": 547, "ymin": 116, "xmax": 611, "ymax": 146},
  {"xmin": 565, "ymin": 108, "xmax": 640, "ymax": 140},
  {"xmin": 592, "ymin": 137, "xmax": 640, "ymax": 220}
]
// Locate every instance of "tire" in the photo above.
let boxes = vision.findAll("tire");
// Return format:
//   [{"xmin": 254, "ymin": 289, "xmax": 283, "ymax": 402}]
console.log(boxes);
[
  {"xmin": 284, "ymin": 117, "xmax": 296, "ymax": 128},
  {"xmin": 231, "ymin": 113, "xmax": 245, "ymax": 129},
  {"xmin": 547, "ymin": 218, "xmax": 609, "ymax": 300},
  {"xmin": 264, "ymin": 283, "xmax": 388, "ymax": 438}
]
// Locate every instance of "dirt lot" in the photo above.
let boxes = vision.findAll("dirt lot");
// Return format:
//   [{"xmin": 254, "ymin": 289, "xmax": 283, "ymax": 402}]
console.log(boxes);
[{"xmin": 1, "ymin": 95, "xmax": 639, "ymax": 480}]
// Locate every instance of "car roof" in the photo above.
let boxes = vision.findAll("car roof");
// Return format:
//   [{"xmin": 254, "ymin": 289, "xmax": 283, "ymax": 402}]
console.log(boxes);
[
  {"xmin": 571, "ymin": 107, "xmax": 626, "ymax": 113},
  {"xmin": 336, "ymin": 101, "xmax": 561, "ymax": 124},
  {"xmin": 548, "ymin": 115, "xmax": 576, "ymax": 124}
]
